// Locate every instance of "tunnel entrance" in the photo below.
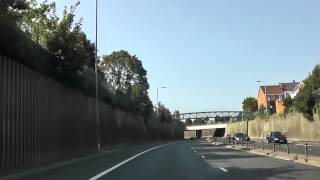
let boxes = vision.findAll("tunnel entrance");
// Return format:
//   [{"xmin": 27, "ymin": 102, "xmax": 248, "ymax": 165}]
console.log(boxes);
[
  {"xmin": 213, "ymin": 128, "xmax": 225, "ymax": 137},
  {"xmin": 196, "ymin": 130, "xmax": 202, "ymax": 139}
]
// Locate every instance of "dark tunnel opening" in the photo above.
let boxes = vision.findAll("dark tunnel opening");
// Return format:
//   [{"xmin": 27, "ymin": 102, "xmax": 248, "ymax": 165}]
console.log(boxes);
[{"xmin": 213, "ymin": 128, "xmax": 225, "ymax": 137}]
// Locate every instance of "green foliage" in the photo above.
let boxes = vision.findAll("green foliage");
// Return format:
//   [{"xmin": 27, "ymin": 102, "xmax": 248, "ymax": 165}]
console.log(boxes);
[
  {"xmin": 268, "ymin": 100, "xmax": 276, "ymax": 114},
  {"xmin": 242, "ymin": 97, "xmax": 258, "ymax": 112},
  {"xmin": 294, "ymin": 64, "xmax": 320, "ymax": 120},
  {"xmin": 19, "ymin": 0, "xmax": 58, "ymax": 47},
  {"xmin": 173, "ymin": 110, "xmax": 180, "ymax": 120},
  {"xmin": 258, "ymin": 105, "xmax": 267, "ymax": 119},
  {"xmin": 157, "ymin": 103, "xmax": 173, "ymax": 123},
  {"xmin": 185, "ymin": 118, "xmax": 192, "ymax": 126},
  {"xmin": 46, "ymin": 7, "xmax": 95, "ymax": 86},
  {"xmin": 193, "ymin": 118, "xmax": 205, "ymax": 125},
  {"xmin": 203, "ymin": 117, "xmax": 209, "ymax": 123},
  {"xmin": 283, "ymin": 96, "xmax": 293, "ymax": 114},
  {"xmin": 100, "ymin": 50, "xmax": 153, "ymax": 116},
  {"xmin": 0, "ymin": 0, "xmax": 28, "ymax": 24}
]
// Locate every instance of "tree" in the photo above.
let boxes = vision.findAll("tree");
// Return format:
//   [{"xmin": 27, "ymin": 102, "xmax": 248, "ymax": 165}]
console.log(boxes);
[
  {"xmin": 100, "ymin": 50, "xmax": 153, "ymax": 116},
  {"xmin": 46, "ymin": 2, "xmax": 96, "ymax": 86},
  {"xmin": 157, "ymin": 103, "xmax": 173, "ymax": 123},
  {"xmin": 268, "ymin": 100, "xmax": 276, "ymax": 114},
  {"xmin": 294, "ymin": 64, "xmax": 320, "ymax": 120},
  {"xmin": 19, "ymin": 0, "xmax": 58, "ymax": 47},
  {"xmin": 185, "ymin": 118, "xmax": 192, "ymax": 126},
  {"xmin": 242, "ymin": 97, "xmax": 258, "ymax": 112},
  {"xmin": 203, "ymin": 117, "xmax": 209, "ymax": 124},
  {"xmin": 283, "ymin": 96, "xmax": 293, "ymax": 114},
  {"xmin": 258, "ymin": 105, "xmax": 266, "ymax": 118},
  {"xmin": 193, "ymin": 118, "xmax": 205, "ymax": 125},
  {"xmin": 0, "ymin": 0, "xmax": 28, "ymax": 24},
  {"xmin": 100, "ymin": 50, "xmax": 148, "ymax": 93},
  {"xmin": 173, "ymin": 110, "xmax": 180, "ymax": 120}
]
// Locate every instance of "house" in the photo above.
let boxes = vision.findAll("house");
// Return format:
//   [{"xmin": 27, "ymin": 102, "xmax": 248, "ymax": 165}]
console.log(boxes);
[
  {"xmin": 280, "ymin": 81, "xmax": 304, "ymax": 98},
  {"xmin": 257, "ymin": 81, "xmax": 303, "ymax": 114}
]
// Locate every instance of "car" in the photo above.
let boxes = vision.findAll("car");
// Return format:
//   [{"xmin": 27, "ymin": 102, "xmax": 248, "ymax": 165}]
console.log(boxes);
[
  {"xmin": 266, "ymin": 132, "xmax": 287, "ymax": 144},
  {"xmin": 225, "ymin": 134, "xmax": 232, "ymax": 140},
  {"xmin": 232, "ymin": 133, "xmax": 249, "ymax": 142},
  {"xmin": 243, "ymin": 134, "xmax": 251, "ymax": 142}
]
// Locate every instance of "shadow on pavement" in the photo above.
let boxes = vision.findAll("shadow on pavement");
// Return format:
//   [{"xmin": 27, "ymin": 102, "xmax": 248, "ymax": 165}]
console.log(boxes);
[{"xmin": 211, "ymin": 165, "xmax": 314, "ymax": 180}]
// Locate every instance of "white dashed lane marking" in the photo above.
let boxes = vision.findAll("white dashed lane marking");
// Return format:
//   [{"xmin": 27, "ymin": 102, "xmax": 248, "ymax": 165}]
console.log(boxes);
[{"xmin": 219, "ymin": 167, "xmax": 229, "ymax": 172}]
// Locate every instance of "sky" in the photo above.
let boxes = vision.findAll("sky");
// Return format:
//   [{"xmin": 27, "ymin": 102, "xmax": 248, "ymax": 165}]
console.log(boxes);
[{"xmin": 51, "ymin": 0, "xmax": 320, "ymax": 113}]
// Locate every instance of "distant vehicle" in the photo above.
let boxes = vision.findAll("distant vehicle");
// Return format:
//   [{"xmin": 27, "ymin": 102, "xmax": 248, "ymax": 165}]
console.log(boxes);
[
  {"xmin": 232, "ymin": 133, "xmax": 250, "ymax": 142},
  {"xmin": 243, "ymin": 134, "xmax": 251, "ymax": 142},
  {"xmin": 225, "ymin": 134, "xmax": 232, "ymax": 140},
  {"xmin": 266, "ymin": 132, "xmax": 287, "ymax": 144}
]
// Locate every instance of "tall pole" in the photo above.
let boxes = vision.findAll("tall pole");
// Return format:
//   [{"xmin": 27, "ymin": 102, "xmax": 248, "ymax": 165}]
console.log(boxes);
[
  {"xmin": 95, "ymin": 0, "xmax": 100, "ymax": 152},
  {"xmin": 241, "ymin": 112, "xmax": 243, "ymax": 133},
  {"xmin": 156, "ymin": 88, "xmax": 159, "ymax": 118},
  {"xmin": 264, "ymin": 82, "xmax": 269, "ymax": 119}
]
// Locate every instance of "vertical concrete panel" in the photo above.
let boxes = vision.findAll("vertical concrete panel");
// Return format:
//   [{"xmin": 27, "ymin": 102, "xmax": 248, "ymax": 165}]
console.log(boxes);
[
  {"xmin": 0, "ymin": 56, "xmax": 6, "ymax": 168},
  {"xmin": 8, "ymin": 58, "xmax": 13, "ymax": 168},
  {"xmin": 31, "ymin": 69, "xmax": 35, "ymax": 165},
  {"xmin": 15, "ymin": 61, "xmax": 20, "ymax": 167},
  {"xmin": 21, "ymin": 66, "xmax": 26, "ymax": 166}
]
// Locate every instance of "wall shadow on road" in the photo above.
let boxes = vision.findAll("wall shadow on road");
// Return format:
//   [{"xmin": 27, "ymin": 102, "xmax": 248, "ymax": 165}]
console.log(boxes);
[
  {"xmin": 201, "ymin": 153, "xmax": 260, "ymax": 160},
  {"xmin": 211, "ymin": 165, "xmax": 314, "ymax": 179}
]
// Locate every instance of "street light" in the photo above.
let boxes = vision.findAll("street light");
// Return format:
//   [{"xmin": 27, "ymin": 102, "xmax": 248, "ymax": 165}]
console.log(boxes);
[
  {"xmin": 257, "ymin": 80, "xmax": 269, "ymax": 119},
  {"xmin": 95, "ymin": 0, "xmax": 100, "ymax": 152},
  {"xmin": 156, "ymin": 87, "xmax": 166, "ymax": 118}
]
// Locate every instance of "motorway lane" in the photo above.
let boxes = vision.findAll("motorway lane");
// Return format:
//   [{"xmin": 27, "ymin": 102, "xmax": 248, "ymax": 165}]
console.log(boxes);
[
  {"xmin": 194, "ymin": 140, "xmax": 320, "ymax": 179},
  {"xmin": 99, "ymin": 141, "xmax": 220, "ymax": 180},
  {"xmin": 12, "ymin": 140, "xmax": 320, "ymax": 180},
  {"xmin": 17, "ymin": 143, "xmax": 169, "ymax": 180}
]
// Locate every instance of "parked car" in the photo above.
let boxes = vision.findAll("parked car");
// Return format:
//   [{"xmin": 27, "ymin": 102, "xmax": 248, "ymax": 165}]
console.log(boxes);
[
  {"xmin": 243, "ymin": 134, "xmax": 251, "ymax": 142},
  {"xmin": 266, "ymin": 132, "xmax": 287, "ymax": 144},
  {"xmin": 232, "ymin": 133, "xmax": 250, "ymax": 142},
  {"xmin": 225, "ymin": 134, "xmax": 232, "ymax": 140}
]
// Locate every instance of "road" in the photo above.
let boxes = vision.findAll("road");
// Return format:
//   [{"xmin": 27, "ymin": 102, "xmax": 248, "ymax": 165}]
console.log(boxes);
[
  {"xmin": 6, "ymin": 140, "xmax": 320, "ymax": 180},
  {"xmin": 214, "ymin": 137, "xmax": 320, "ymax": 157}
]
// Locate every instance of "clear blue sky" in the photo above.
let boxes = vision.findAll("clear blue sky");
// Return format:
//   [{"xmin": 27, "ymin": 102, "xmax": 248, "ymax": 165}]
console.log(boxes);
[{"xmin": 53, "ymin": 0, "xmax": 319, "ymax": 113}]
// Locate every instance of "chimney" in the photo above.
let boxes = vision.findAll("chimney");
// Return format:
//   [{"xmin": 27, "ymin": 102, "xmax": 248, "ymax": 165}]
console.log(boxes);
[{"xmin": 293, "ymin": 80, "xmax": 296, "ymax": 83}]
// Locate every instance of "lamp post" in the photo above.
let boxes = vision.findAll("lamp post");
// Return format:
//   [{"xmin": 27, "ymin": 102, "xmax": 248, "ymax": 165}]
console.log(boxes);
[
  {"xmin": 257, "ymin": 81, "xmax": 268, "ymax": 119},
  {"xmin": 156, "ymin": 87, "xmax": 166, "ymax": 118},
  {"xmin": 95, "ymin": 0, "xmax": 100, "ymax": 152}
]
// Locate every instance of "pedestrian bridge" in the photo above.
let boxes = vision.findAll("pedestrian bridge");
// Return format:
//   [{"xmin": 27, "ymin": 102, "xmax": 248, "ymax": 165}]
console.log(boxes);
[{"xmin": 178, "ymin": 111, "xmax": 253, "ymax": 122}]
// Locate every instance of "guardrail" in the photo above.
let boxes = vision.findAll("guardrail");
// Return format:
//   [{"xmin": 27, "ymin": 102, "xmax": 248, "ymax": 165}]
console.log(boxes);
[{"xmin": 210, "ymin": 137, "xmax": 320, "ymax": 158}]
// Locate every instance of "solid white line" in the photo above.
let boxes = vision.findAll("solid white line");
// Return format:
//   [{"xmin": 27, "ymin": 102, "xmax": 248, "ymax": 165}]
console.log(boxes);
[
  {"xmin": 220, "ymin": 167, "xmax": 228, "ymax": 172},
  {"xmin": 89, "ymin": 143, "xmax": 172, "ymax": 180}
]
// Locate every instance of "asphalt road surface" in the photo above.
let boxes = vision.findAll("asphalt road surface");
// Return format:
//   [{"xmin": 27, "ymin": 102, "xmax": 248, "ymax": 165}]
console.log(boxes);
[{"xmin": 7, "ymin": 140, "xmax": 320, "ymax": 180}]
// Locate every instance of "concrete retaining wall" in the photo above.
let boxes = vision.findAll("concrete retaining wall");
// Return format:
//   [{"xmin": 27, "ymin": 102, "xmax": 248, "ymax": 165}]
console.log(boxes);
[
  {"xmin": 249, "ymin": 112, "xmax": 320, "ymax": 141},
  {"xmin": 225, "ymin": 121, "xmax": 248, "ymax": 136},
  {"xmin": 226, "ymin": 112, "xmax": 320, "ymax": 141}
]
